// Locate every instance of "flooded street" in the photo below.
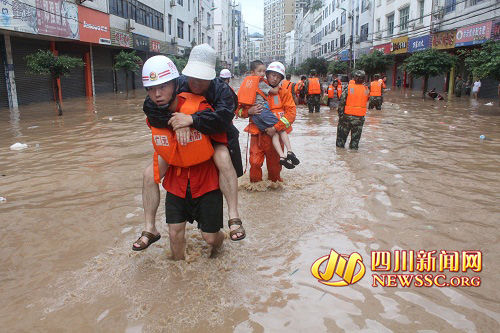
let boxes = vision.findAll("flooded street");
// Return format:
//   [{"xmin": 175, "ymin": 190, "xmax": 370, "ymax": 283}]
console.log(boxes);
[{"xmin": 1, "ymin": 85, "xmax": 499, "ymax": 332}]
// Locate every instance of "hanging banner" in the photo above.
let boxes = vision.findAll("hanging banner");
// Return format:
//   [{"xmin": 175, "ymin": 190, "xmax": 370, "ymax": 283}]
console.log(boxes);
[
  {"xmin": 340, "ymin": 49, "xmax": 349, "ymax": 61},
  {"xmin": 432, "ymin": 30, "xmax": 455, "ymax": 49},
  {"xmin": 133, "ymin": 33, "xmax": 149, "ymax": 52},
  {"xmin": 0, "ymin": 0, "xmax": 37, "ymax": 34},
  {"xmin": 111, "ymin": 28, "xmax": 132, "ymax": 48},
  {"xmin": 408, "ymin": 35, "xmax": 430, "ymax": 53},
  {"xmin": 391, "ymin": 36, "xmax": 408, "ymax": 54},
  {"xmin": 78, "ymin": 6, "xmax": 110, "ymax": 44},
  {"xmin": 36, "ymin": 0, "xmax": 79, "ymax": 39},
  {"xmin": 371, "ymin": 43, "xmax": 391, "ymax": 54},
  {"xmin": 455, "ymin": 21, "xmax": 492, "ymax": 47}
]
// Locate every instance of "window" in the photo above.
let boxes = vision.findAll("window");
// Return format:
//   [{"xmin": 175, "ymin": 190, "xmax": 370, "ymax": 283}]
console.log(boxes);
[
  {"xmin": 376, "ymin": 18, "xmax": 380, "ymax": 32},
  {"xmin": 444, "ymin": 0, "xmax": 456, "ymax": 13},
  {"xmin": 341, "ymin": 12, "xmax": 346, "ymax": 25},
  {"xmin": 110, "ymin": 0, "xmax": 164, "ymax": 31},
  {"xmin": 188, "ymin": 24, "xmax": 191, "ymax": 42},
  {"xmin": 387, "ymin": 14, "xmax": 394, "ymax": 36},
  {"xmin": 419, "ymin": 0, "xmax": 424, "ymax": 24},
  {"xmin": 177, "ymin": 19, "xmax": 184, "ymax": 39},
  {"xmin": 207, "ymin": 13, "xmax": 211, "ymax": 26},
  {"xmin": 208, "ymin": 36, "xmax": 212, "ymax": 46},
  {"xmin": 360, "ymin": 23, "xmax": 368, "ymax": 42},
  {"xmin": 188, "ymin": 0, "xmax": 190, "ymax": 11},
  {"xmin": 168, "ymin": 14, "xmax": 172, "ymax": 35},
  {"xmin": 340, "ymin": 34, "xmax": 345, "ymax": 47},
  {"xmin": 468, "ymin": 0, "xmax": 485, "ymax": 5},
  {"xmin": 399, "ymin": 6, "xmax": 409, "ymax": 31},
  {"xmin": 361, "ymin": 0, "xmax": 369, "ymax": 13},
  {"xmin": 177, "ymin": 0, "xmax": 183, "ymax": 6}
]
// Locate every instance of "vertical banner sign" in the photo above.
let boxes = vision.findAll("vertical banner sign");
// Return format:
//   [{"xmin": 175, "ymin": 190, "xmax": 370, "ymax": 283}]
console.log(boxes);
[
  {"xmin": 408, "ymin": 35, "xmax": 430, "ymax": 53},
  {"xmin": 133, "ymin": 33, "xmax": 149, "ymax": 52},
  {"xmin": 391, "ymin": 36, "xmax": 408, "ymax": 54},
  {"xmin": 455, "ymin": 21, "xmax": 492, "ymax": 47},
  {"xmin": 78, "ymin": 6, "xmax": 110, "ymax": 44},
  {"xmin": 0, "ymin": 0, "xmax": 38, "ymax": 33},
  {"xmin": 36, "ymin": 0, "xmax": 79, "ymax": 39},
  {"xmin": 150, "ymin": 39, "xmax": 161, "ymax": 53},
  {"xmin": 111, "ymin": 28, "xmax": 132, "ymax": 48},
  {"xmin": 432, "ymin": 30, "xmax": 456, "ymax": 49}
]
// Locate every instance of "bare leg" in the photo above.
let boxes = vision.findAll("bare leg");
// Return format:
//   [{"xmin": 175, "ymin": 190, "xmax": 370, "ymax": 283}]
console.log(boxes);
[
  {"xmin": 213, "ymin": 144, "xmax": 243, "ymax": 240},
  {"xmin": 279, "ymin": 131, "xmax": 292, "ymax": 153},
  {"xmin": 272, "ymin": 133, "xmax": 286, "ymax": 158},
  {"xmin": 168, "ymin": 223, "xmax": 186, "ymax": 260},
  {"xmin": 133, "ymin": 156, "xmax": 168, "ymax": 249},
  {"xmin": 201, "ymin": 231, "xmax": 225, "ymax": 257}
]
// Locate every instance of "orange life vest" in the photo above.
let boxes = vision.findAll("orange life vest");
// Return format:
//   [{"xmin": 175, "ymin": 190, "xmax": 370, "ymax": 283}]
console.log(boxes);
[
  {"xmin": 327, "ymin": 85, "xmax": 334, "ymax": 98},
  {"xmin": 307, "ymin": 77, "xmax": 321, "ymax": 94},
  {"xmin": 151, "ymin": 93, "xmax": 214, "ymax": 183},
  {"xmin": 296, "ymin": 80, "xmax": 304, "ymax": 96},
  {"xmin": 370, "ymin": 80, "xmax": 382, "ymax": 96},
  {"xmin": 237, "ymin": 75, "xmax": 265, "ymax": 105},
  {"xmin": 328, "ymin": 85, "xmax": 341, "ymax": 98},
  {"xmin": 337, "ymin": 85, "xmax": 343, "ymax": 97},
  {"xmin": 282, "ymin": 80, "xmax": 293, "ymax": 94},
  {"xmin": 344, "ymin": 82, "xmax": 370, "ymax": 117}
]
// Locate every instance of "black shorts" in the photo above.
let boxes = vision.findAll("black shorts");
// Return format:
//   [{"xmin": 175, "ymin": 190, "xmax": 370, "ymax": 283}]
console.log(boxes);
[{"xmin": 165, "ymin": 185, "xmax": 223, "ymax": 233}]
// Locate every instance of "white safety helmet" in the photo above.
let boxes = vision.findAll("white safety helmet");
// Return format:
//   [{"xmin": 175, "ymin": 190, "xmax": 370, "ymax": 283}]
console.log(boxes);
[
  {"xmin": 220, "ymin": 68, "xmax": 232, "ymax": 78},
  {"xmin": 266, "ymin": 61, "xmax": 286, "ymax": 79},
  {"xmin": 142, "ymin": 55, "xmax": 179, "ymax": 87}
]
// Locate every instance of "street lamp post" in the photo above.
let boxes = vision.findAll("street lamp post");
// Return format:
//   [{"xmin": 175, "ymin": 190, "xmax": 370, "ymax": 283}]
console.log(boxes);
[{"xmin": 339, "ymin": 7, "xmax": 354, "ymax": 75}]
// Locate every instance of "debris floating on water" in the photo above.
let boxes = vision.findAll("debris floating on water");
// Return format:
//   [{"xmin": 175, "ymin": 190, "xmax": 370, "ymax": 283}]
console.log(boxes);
[
  {"xmin": 0, "ymin": 197, "xmax": 6, "ymax": 203},
  {"xmin": 484, "ymin": 102, "xmax": 493, "ymax": 106},
  {"xmin": 96, "ymin": 309, "xmax": 110, "ymax": 322},
  {"xmin": 479, "ymin": 135, "xmax": 485, "ymax": 140},
  {"xmin": 10, "ymin": 143, "xmax": 28, "ymax": 150},
  {"xmin": 126, "ymin": 213, "xmax": 135, "ymax": 219}
]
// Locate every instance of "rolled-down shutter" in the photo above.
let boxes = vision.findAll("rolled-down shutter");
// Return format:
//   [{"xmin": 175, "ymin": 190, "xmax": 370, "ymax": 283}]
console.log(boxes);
[
  {"xmin": 0, "ymin": 35, "xmax": 8, "ymax": 109},
  {"xmin": 11, "ymin": 37, "xmax": 52, "ymax": 105},
  {"xmin": 93, "ymin": 46, "xmax": 114, "ymax": 94}
]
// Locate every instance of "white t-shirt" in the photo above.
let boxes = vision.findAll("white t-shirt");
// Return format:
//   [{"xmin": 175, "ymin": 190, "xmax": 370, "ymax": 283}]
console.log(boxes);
[{"xmin": 472, "ymin": 81, "xmax": 481, "ymax": 92}]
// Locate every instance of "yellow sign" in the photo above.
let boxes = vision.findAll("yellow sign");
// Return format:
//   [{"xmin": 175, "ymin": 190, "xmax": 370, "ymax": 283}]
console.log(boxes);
[
  {"xmin": 391, "ymin": 36, "xmax": 408, "ymax": 54},
  {"xmin": 311, "ymin": 249, "xmax": 366, "ymax": 286}
]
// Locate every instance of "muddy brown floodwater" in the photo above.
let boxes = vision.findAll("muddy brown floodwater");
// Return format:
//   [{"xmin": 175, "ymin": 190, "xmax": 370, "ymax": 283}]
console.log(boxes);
[{"xmin": 0, "ymin": 84, "xmax": 499, "ymax": 332}]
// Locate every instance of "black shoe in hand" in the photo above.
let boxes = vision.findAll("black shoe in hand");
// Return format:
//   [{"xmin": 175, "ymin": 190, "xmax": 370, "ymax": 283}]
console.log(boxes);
[{"xmin": 287, "ymin": 151, "xmax": 300, "ymax": 166}]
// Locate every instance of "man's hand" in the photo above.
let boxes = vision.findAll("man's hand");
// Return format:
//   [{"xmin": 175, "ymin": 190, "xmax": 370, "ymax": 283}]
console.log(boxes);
[
  {"xmin": 248, "ymin": 104, "xmax": 263, "ymax": 115},
  {"xmin": 265, "ymin": 126, "xmax": 277, "ymax": 136},
  {"xmin": 175, "ymin": 127, "xmax": 191, "ymax": 146},
  {"xmin": 168, "ymin": 113, "xmax": 193, "ymax": 130}
]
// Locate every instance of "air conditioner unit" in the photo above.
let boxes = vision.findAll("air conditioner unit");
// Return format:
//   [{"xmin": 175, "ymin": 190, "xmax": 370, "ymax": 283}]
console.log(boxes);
[
  {"xmin": 171, "ymin": 37, "xmax": 177, "ymax": 44},
  {"xmin": 355, "ymin": 35, "xmax": 360, "ymax": 43},
  {"xmin": 430, "ymin": 22, "xmax": 440, "ymax": 33},
  {"xmin": 170, "ymin": 0, "xmax": 176, "ymax": 7},
  {"xmin": 127, "ymin": 18, "xmax": 135, "ymax": 31},
  {"xmin": 336, "ymin": 26, "xmax": 342, "ymax": 33},
  {"xmin": 434, "ymin": 6, "xmax": 444, "ymax": 20},
  {"xmin": 375, "ymin": 32, "xmax": 382, "ymax": 39},
  {"xmin": 409, "ymin": 22, "xmax": 416, "ymax": 29},
  {"xmin": 194, "ymin": 17, "xmax": 198, "ymax": 23}
]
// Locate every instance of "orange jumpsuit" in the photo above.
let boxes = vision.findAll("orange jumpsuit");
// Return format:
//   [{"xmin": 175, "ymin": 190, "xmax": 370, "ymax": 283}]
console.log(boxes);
[{"xmin": 237, "ymin": 86, "xmax": 296, "ymax": 182}]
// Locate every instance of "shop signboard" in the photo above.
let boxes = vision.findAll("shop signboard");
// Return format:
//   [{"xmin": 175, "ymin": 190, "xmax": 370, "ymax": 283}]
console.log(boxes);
[
  {"xmin": 0, "ymin": 0, "xmax": 37, "ymax": 34},
  {"xmin": 408, "ymin": 35, "xmax": 430, "ymax": 53},
  {"xmin": 391, "ymin": 36, "xmax": 408, "ymax": 54},
  {"xmin": 78, "ymin": 6, "xmax": 110, "ymax": 45},
  {"xmin": 432, "ymin": 30, "xmax": 455, "ymax": 49},
  {"xmin": 36, "ymin": 0, "xmax": 79, "ymax": 39},
  {"xmin": 455, "ymin": 21, "xmax": 492, "ymax": 47}
]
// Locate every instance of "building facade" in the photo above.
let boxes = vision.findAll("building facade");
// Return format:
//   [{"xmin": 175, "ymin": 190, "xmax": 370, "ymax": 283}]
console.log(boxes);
[{"xmin": 263, "ymin": 0, "xmax": 296, "ymax": 63}]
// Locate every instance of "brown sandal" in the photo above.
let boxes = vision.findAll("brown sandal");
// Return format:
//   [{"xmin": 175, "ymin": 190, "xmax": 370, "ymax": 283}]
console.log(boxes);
[
  {"xmin": 228, "ymin": 218, "xmax": 246, "ymax": 241},
  {"xmin": 132, "ymin": 231, "xmax": 161, "ymax": 251}
]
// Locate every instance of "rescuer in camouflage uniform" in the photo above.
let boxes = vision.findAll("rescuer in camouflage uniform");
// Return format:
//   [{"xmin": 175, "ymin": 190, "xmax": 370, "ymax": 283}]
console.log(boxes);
[
  {"xmin": 336, "ymin": 70, "xmax": 370, "ymax": 150},
  {"xmin": 368, "ymin": 74, "xmax": 383, "ymax": 110}
]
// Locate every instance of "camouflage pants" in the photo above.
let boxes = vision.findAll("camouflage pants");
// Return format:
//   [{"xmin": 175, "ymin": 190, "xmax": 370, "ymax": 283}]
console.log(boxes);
[
  {"xmin": 336, "ymin": 114, "xmax": 365, "ymax": 149},
  {"xmin": 307, "ymin": 94, "xmax": 321, "ymax": 113},
  {"xmin": 368, "ymin": 96, "xmax": 383, "ymax": 110}
]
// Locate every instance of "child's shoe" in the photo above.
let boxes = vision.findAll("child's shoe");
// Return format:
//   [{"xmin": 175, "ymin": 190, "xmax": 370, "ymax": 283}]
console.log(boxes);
[
  {"xmin": 280, "ymin": 157, "xmax": 295, "ymax": 169},
  {"xmin": 287, "ymin": 151, "xmax": 300, "ymax": 166}
]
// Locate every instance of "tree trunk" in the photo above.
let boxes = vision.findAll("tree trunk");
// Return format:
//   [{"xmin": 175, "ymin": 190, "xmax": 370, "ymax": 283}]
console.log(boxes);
[
  {"xmin": 422, "ymin": 75, "xmax": 428, "ymax": 99},
  {"xmin": 52, "ymin": 75, "xmax": 63, "ymax": 116}
]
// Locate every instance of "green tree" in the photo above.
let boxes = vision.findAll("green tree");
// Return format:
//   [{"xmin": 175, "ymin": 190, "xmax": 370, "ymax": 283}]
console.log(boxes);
[
  {"xmin": 26, "ymin": 49, "xmax": 83, "ymax": 116},
  {"xmin": 328, "ymin": 61, "xmax": 348, "ymax": 75},
  {"xmin": 403, "ymin": 49, "xmax": 455, "ymax": 97},
  {"xmin": 171, "ymin": 56, "xmax": 188, "ymax": 72},
  {"xmin": 299, "ymin": 57, "xmax": 328, "ymax": 76},
  {"xmin": 114, "ymin": 50, "xmax": 142, "ymax": 95},
  {"xmin": 355, "ymin": 50, "xmax": 393, "ymax": 79},
  {"xmin": 238, "ymin": 63, "xmax": 248, "ymax": 75},
  {"xmin": 459, "ymin": 41, "xmax": 500, "ymax": 81}
]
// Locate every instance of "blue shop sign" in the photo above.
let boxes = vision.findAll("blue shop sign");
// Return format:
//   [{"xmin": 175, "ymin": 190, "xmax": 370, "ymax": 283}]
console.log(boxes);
[
  {"xmin": 408, "ymin": 35, "xmax": 430, "ymax": 53},
  {"xmin": 340, "ymin": 50, "xmax": 349, "ymax": 61}
]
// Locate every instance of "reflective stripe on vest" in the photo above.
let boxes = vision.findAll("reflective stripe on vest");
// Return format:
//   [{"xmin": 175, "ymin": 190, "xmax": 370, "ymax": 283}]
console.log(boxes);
[
  {"xmin": 345, "ymin": 83, "xmax": 369, "ymax": 117},
  {"xmin": 308, "ymin": 78, "xmax": 321, "ymax": 94},
  {"xmin": 151, "ymin": 92, "xmax": 214, "ymax": 173},
  {"xmin": 370, "ymin": 80, "xmax": 382, "ymax": 96}
]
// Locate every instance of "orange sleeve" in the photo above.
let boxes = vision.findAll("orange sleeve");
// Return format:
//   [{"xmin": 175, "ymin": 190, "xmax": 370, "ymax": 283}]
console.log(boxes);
[{"xmin": 274, "ymin": 88, "xmax": 296, "ymax": 132}]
